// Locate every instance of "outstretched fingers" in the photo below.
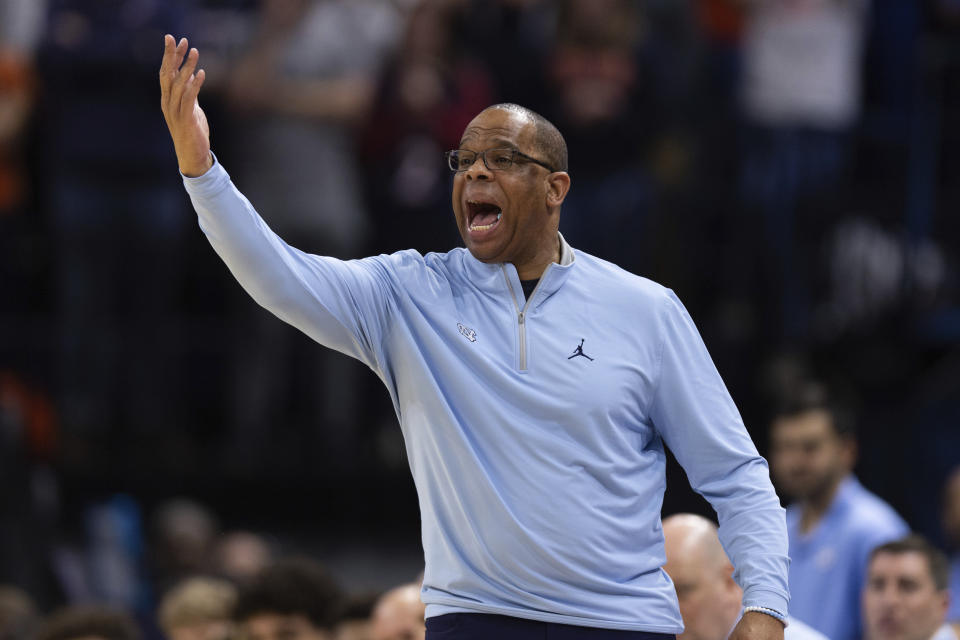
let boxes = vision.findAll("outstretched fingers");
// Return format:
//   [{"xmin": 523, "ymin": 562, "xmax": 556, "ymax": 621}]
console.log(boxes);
[
  {"xmin": 159, "ymin": 35, "xmax": 175, "ymax": 110},
  {"xmin": 159, "ymin": 36, "xmax": 191, "ymax": 115},
  {"xmin": 159, "ymin": 36, "xmax": 187, "ymax": 85},
  {"xmin": 170, "ymin": 46, "xmax": 200, "ymax": 117},
  {"xmin": 182, "ymin": 68, "xmax": 207, "ymax": 113},
  {"xmin": 172, "ymin": 37, "xmax": 189, "ymax": 75}
]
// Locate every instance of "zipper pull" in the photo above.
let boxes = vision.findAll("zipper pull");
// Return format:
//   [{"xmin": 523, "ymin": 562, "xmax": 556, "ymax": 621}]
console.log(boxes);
[{"xmin": 518, "ymin": 311, "xmax": 525, "ymax": 325}]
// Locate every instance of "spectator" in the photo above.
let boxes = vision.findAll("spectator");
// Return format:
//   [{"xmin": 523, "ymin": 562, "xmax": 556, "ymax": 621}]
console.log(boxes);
[
  {"xmin": 361, "ymin": 0, "xmax": 494, "ymax": 257},
  {"xmin": 942, "ymin": 467, "xmax": 960, "ymax": 624},
  {"xmin": 737, "ymin": 0, "xmax": 871, "ymax": 339},
  {"xmin": 48, "ymin": 495, "xmax": 150, "ymax": 616},
  {"xmin": 862, "ymin": 535, "xmax": 956, "ymax": 640},
  {"xmin": 38, "ymin": 0, "xmax": 192, "ymax": 435},
  {"xmin": 213, "ymin": 531, "xmax": 273, "ymax": 587},
  {"xmin": 368, "ymin": 584, "xmax": 424, "ymax": 640},
  {"xmin": 770, "ymin": 381, "xmax": 908, "ymax": 640},
  {"xmin": 662, "ymin": 513, "xmax": 828, "ymax": 640},
  {"xmin": 36, "ymin": 607, "xmax": 140, "ymax": 640},
  {"xmin": 221, "ymin": 0, "xmax": 404, "ymax": 470},
  {"xmin": 225, "ymin": 0, "xmax": 400, "ymax": 256},
  {"xmin": 157, "ymin": 577, "xmax": 237, "ymax": 640},
  {"xmin": 741, "ymin": 0, "xmax": 869, "ymax": 132},
  {"xmin": 234, "ymin": 558, "xmax": 343, "ymax": 640},
  {"xmin": 0, "ymin": 0, "xmax": 42, "ymax": 217},
  {"xmin": 0, "ymin": 0, "xmax": 44, "ymax": 327},
  {"xmin": 543, "ymin": 0, "xmax": 655, "ymax": 275},
  {"xmin": 150, "ymin": 499, "xmax": 219, "ymax": 596},
  {"xmin": 0, "ymin": 586, "xmax": 38, "ymax": 640},
  {"xmin": 0, "ymin": 372, "xmax": 59, "ymax": 606},
  {"xmin": 333, "ymin": 592, "xmax": 378, "ymax": 640}
]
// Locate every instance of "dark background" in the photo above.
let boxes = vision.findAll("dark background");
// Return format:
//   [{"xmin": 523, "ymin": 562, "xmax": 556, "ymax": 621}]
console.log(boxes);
[{"xmin": 1, "ymin": 0, "xmax": 959, "ymax": 615}]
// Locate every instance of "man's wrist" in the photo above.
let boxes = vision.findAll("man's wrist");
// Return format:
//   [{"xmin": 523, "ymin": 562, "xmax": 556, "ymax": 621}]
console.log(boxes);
[
  {"xmin": 743, "ymin": 606, "xmax": 788, "ymax": 627},
  {"xmin": 179, "ymin": 151, "xmax": 214, "ymax": 178}
]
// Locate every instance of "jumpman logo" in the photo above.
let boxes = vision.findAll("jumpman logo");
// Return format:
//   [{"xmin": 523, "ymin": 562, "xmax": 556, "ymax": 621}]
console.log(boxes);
[{"xmin": 568, "ymin": 339, "xmax": 594, "ymax": 361}]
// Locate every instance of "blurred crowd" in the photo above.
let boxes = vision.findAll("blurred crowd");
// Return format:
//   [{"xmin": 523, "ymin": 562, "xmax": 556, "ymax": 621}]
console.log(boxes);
[
  {"xmin": 0, "ymin": 545, "xmax": 429, "ymax": 640},
  {"xmin": 1, "ymin": 0, "xmax": 960, "ymax": 638}
]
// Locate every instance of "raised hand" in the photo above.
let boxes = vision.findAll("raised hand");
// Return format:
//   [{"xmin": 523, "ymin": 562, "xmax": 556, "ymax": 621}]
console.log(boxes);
[{"xmin": 159, "ymin": 34, "xmax": 212, "ymax": 177}]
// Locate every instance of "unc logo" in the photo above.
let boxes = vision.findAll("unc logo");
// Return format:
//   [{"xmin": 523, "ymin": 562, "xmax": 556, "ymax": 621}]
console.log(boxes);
[{"xmin": 457, "ymin": 323, "xmax": 477, "ymax": 342}]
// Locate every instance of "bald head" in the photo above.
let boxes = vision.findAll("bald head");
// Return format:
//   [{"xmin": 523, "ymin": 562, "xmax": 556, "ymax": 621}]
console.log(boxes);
[
  {"xmin": 662, "ymin": 514, "xmax": 743, "ymax": 640},
  {"xmin": 663, "ymin": 514, "xmax": 729, "ymax": 569},
  {"xmin": 369, "ymin": 584, "xmax": 424, "ymax": 640},
  {"xmin": 481, "ymin": 103, "xmax": 568, "ymax": 173}
]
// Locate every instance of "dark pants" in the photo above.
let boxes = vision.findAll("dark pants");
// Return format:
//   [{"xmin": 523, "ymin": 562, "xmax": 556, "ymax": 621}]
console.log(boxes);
[{"xmin": 425, "ymin": 613, "xmax": 676, "ymax": 640}]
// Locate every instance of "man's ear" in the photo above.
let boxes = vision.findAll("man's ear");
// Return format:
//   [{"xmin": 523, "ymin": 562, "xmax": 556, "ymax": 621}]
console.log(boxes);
[
  {"xmin": 937, "ymin": 588, "xmax": 949, "ymax": 618},
  {"xmin": 721, "ymin": 561, "xmax": 738, "ymax": 589},
  {"xmin": 840, "ymin": 435, "xmax": 857, "ymax": 472},
  {"xmin": 545, "ymin": 172, "xmax": 571, "ymax": 208}
]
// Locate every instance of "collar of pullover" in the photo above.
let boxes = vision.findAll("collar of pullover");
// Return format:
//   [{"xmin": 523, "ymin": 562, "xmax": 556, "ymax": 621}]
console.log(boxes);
[{"xmin": 460, "ymin": 232, "xmax": 576, "ymax": 308}]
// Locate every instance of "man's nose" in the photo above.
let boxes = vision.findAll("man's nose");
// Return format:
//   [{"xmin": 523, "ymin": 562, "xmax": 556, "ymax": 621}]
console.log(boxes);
[
  {"xmin": 464, "ymin": 155, "xmax": 491, "ymax": 180},
  {"xmin": 877, "ymin": 586, "xmax": 900, "ymax": 607}
]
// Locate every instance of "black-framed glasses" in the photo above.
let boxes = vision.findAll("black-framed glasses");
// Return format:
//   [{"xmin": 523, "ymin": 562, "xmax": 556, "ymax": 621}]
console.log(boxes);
[{"xmin": 445, "ymin": 147, "xmax": 556, "ymax": 173}]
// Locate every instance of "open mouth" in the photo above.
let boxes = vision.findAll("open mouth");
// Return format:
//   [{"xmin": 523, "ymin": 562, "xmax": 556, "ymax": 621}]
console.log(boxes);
[
  {"xmin": 875, "ymin": 617, "xmax": 901, "ymax": 635},
  {"xmin": 466, "ymin": 200, "xmax": 502, "ymax": 232}
]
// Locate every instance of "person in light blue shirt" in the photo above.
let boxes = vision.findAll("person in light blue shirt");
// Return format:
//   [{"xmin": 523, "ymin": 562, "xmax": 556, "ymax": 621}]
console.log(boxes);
[
  {"xmin": 159, "ymin": 34, "xmax": 790, "ymax": 640},
  {"xmin": 662, "ymin": 513, "xmax": 829, "ymax": 640},
  {"xmin": 950, "ymin": 555, "xmax": 960, "ymax": 625},
  {"xmin": 862, "ymin": 535, "xmax": 956, "ymax": 640},
  {"xmin": 769, "ymin": 382, "xmax": 909, "ymax": 640}
]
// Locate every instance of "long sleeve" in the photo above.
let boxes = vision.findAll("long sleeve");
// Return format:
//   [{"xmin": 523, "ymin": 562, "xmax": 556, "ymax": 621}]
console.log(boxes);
[
  {"xmin": 182, "ymin": 157, "xmax": 395, "ymax": 371},
  {"xmin": 650, "ymin": 290, "xmax": 790, "ymax": 615}
]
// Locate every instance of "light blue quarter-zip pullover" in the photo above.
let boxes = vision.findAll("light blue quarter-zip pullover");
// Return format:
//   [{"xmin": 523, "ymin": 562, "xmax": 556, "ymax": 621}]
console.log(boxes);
[{"xmin": 183, "ymin": 158, "xmax": 789, "ymax": 634}]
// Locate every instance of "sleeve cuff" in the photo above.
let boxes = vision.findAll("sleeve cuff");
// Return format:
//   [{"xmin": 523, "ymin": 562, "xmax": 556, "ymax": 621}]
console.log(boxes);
[
  {"xmin": 742, "ymin": 587, "xmax": 789, "ymax": 621},
  {"xmin": 180, "ymin": 151, "xmax": 231, "ymax": 198}
]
